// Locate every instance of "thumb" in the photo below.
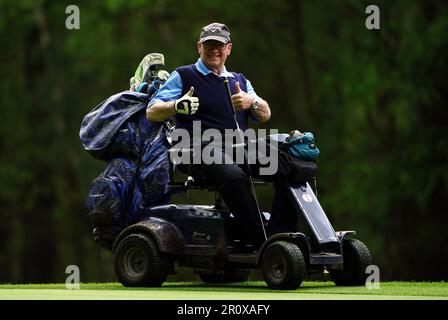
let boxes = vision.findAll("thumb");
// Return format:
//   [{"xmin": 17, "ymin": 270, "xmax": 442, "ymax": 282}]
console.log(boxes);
[
  {"xmin": 235, "ymin": 81, "xmax": 241, "ymax": 93},
  {"xmin": 187, "ymin": 86, "xmax": 195, "ymax": 97}
]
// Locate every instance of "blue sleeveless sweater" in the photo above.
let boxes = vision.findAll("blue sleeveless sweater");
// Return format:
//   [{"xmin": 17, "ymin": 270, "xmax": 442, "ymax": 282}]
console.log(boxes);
[{"xmin": 175, "ymin": 64, "xmax": 250, "ymax": 134}]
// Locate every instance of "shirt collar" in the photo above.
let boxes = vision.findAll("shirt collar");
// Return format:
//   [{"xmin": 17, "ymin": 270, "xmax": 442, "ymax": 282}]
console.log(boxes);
[{"xmin": 195, "ymin": 59, "xmax": 234, "ymax": 78}]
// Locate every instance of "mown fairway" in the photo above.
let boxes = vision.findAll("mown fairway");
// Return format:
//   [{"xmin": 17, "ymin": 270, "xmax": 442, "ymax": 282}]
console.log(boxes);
[{"xmin": 0, "ymin": 282, "xmax": 447, "ymax": 300}]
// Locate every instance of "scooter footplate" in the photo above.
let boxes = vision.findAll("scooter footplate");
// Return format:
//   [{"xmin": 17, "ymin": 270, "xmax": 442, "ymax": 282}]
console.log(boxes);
[{"xmin": 310, "ymin": 253, "xmax": 343, "ymax": 265}]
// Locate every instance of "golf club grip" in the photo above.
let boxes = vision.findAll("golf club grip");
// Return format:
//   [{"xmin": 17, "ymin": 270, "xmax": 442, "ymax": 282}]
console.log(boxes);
[{"xmin": 224, "ymin": 79, "xmax": 237, "ymax": 115}]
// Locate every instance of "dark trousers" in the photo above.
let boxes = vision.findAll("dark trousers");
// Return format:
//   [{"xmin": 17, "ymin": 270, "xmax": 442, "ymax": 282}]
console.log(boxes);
[
  {"xmin": 186, "ymin": 146, "xmax": 316, "ymax": 247},
  {"xmin": 189, "ymin": 161, "xmax": 266, "ymax": 246}
]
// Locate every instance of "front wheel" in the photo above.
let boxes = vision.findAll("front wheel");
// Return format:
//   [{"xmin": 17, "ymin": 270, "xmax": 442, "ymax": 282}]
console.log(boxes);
[
  {"xmin": 330, "ymin": 238, "xmax": 372, "ymax": 286},
  {"xmin": 114, "ymin": 233, "xmax": 173, "ymax": 287},
  {"xmin": 261, "ymin": 241, "xmax": 306, "ymax": 290}
]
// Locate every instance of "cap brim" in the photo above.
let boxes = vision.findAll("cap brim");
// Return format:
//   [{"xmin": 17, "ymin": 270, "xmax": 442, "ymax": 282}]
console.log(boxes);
[{"xmin": 199, "ymin": 35, "xmax": 229, "ymax": 43}]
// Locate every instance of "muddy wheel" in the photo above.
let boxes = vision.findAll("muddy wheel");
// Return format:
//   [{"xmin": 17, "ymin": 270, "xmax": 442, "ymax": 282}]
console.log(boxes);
[
  {"xmin": 114, "ymin": 233, "xmax": 172, "ymax": 287},
  {"xmin": 330, "ymin": 238, "xmax": 372, "ymax": 286},
  {"xmin": 261, "ymin": 241, "xmax": 305, "ymax": 290}
]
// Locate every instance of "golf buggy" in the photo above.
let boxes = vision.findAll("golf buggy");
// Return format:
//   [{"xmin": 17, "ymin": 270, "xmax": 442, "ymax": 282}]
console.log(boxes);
[{"xmin": 112, "ymin": 133, "xmax": 372, "ymax": 290}]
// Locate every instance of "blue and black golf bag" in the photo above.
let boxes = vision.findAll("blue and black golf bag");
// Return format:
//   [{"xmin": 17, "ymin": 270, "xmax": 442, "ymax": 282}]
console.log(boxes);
[{"xmin": 80, "ymin": 82, "xmax": 172, "ymax": 250}]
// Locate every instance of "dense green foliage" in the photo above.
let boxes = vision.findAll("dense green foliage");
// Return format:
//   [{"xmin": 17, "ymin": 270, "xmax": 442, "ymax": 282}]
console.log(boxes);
[{"xmin": 0, "ymin": 0, "xmax": 447, "ymax": 283}]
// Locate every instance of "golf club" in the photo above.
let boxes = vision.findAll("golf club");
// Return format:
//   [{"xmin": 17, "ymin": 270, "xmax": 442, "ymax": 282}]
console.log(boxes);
[{"xmin": 223, "ymin": 78, "xmax": 267, "ymax": 241}]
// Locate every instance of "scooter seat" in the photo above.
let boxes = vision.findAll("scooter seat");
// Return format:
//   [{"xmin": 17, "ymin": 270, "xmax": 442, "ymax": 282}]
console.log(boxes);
[
  {"xmin": 167, "ymin": 147, "xmax": 221, "ymax": 190},
  {"xmin": 177, "ymin": 164, "xmax": 219, "ymax": 190}
]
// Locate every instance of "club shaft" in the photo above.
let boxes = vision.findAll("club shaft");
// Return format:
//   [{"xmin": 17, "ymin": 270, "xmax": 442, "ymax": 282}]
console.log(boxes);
[{"xmin": 223, "ymin": 78, "xmax": 267, "ymax": 241}]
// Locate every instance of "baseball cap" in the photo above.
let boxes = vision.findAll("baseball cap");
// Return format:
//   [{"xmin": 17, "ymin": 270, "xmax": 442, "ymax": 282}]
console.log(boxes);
[{"xmin": 199, "ymin": 22, "xmax": 231, "ymax": 44}]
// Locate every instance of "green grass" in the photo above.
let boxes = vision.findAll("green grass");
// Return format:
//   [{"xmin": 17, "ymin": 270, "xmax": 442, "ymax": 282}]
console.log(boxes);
[{"xmin": 0, "ymin": 282, "xmax": 447, "ymax": 300}]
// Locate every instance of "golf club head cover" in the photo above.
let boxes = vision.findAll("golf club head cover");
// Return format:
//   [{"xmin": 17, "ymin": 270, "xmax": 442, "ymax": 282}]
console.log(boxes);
[
  {"xmin": 156, "ymin": 70, "xmax": 170, "ymax": 82},
  {"xmin": 136, "ymin": 82, "xmax": 149, "ymax": 93},
  {"xmin": 174, "ymin": 86, "xmax": 199, "ymax": 115}
]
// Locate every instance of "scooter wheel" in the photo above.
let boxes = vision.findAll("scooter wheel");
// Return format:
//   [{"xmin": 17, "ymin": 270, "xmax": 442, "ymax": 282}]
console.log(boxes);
[
  {"xmin": 330, "ymin": 238, "xmax": 372, "ymax": 286},
  {"xmin": 114, "ymin": 233, "xmax": 172, "ymax": 287},
  {"xmin": 261, "ymin": 241, "xmax": 305, "ymax": 290}
]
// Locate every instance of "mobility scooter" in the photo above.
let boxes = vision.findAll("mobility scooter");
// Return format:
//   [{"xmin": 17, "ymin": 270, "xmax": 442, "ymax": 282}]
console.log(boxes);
[{"xmin": 112, "ymin": 132, "xmax": 372, "ymax": 290}]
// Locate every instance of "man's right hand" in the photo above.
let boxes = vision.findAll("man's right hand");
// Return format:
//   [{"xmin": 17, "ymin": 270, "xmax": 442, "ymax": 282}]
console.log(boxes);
[{"xmin": 174, "ymin": 86, "xmax": 199, "ymax": 115}]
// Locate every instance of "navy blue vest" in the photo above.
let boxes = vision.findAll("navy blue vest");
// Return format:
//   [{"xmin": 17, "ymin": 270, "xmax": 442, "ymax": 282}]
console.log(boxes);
[{"xmin": 175, "ymin": 64, "xmax": 250, "ymax": 134}]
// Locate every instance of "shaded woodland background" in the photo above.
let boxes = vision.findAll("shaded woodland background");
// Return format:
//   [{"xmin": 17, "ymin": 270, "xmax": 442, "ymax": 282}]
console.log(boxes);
[{"xmin": 0, "ymin": 0, "xmax": 447, "ymax": 283}]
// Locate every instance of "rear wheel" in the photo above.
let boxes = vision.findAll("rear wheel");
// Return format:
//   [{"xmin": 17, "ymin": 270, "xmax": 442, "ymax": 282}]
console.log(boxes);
[
  {"xmin": 330, "ymin": 238, "xmax": 372, "ymax": 286},
  {"xmin": 114, "ymin": 233, "xmax": 173, "ymax": 287},
  {"xmin": 261, "ymin": 241, "xmax": 306, "ymax": 290}
]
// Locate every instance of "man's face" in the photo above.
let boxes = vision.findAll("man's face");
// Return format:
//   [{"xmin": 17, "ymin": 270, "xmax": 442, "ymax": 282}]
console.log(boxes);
[{"xmin": 197, "ymin": 40, "xmax": 232, "ymax": 72}]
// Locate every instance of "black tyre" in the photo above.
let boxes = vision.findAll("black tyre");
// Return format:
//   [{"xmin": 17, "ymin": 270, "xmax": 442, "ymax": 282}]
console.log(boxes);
[
  {"xmin": 114, "ymin": 233, "xmax": 173, "ymax": 287},
  {"xmin": 330, "ymin": 238, "xmax": 372, "ymax": 286},
  {"xmin": 199, "ymin": 268, "xmax": 250, "ymax": 283},
  {"xmin": 261, "ymin": 241, "xmax": 306, "ymax": 290}
]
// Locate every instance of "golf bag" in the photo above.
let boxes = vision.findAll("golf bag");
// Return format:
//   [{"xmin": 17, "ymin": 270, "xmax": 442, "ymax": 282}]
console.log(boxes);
[{"xmin": 80, "ymin": 86, "xmax": 172, "ymax": 249}]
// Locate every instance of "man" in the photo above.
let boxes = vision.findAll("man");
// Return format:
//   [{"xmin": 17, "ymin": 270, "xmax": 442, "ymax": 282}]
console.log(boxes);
[{"xmin": 146, "ymin": 22, "xmax": 291, "ymax": 248}]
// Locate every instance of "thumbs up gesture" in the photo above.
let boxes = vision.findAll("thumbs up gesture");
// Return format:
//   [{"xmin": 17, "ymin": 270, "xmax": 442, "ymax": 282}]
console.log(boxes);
[
  {"xmin": 175, "ymin": 86, "xmax": 199, "ymax": 115},
  {"xmin": 235, "ymin": 81, "xmax": 242, "ymax": 93},
  {"xmin": 231, "ymin": 81, "xmax": 252, "ymax": 111}
]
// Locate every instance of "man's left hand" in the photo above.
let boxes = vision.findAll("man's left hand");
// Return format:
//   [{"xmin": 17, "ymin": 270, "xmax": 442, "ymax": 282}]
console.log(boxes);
[{"xmin": 231, "ymin": 81, "xmax": 253, "ymax": 111}]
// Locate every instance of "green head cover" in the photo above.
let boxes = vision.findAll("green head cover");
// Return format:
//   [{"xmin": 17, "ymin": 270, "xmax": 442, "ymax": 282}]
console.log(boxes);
[{"xmin": 130, "ymin": 53, "xmax": 166, "ymax": 90}]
